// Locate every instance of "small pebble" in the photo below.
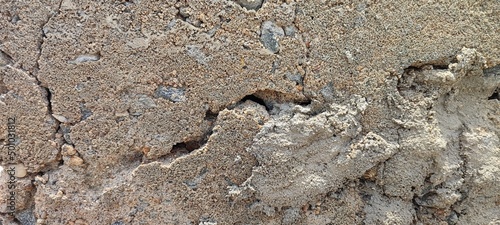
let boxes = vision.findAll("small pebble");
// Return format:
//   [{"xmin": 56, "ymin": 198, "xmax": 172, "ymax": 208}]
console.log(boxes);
[
  {"xmin": 79, "ymin": 103, "xmax": 93, "ymax": 120},
  {"xmin": 11, "ymin": 163, "xmax": 27, "ymax": 177},
  {"xmin": 52, "ymin": 114, "xmax": 68, "ymax": 123},
  {"xmin": 186, "ymin": 45, "xmax": 211, "ymax": 65},
  {"xmin": 286, "ymin": 72, "xmax": 303, "ymax": 85},
  {"xmin": 284, "ymin": 26, "xmax": 296, "ymax": 36},
  {"xmin": 260, "ymin": 21, "xmax": 285, "ymax": 54},
  {"xmin": 69, "ymin": 156, "xmax": 84, "ymax": 166},
  {"xmin": 235, "ymin": 0, "xmax": 263, "ymax": 10},
  {"xmin": 345, "ymin": 50, "xmax": 354, "ymax": 63},
  {"xmin": 74, "ymin": 219, "xmax": 88, "ymax": 225},
  {"xmin": 35, "ymin": 175, "xmax": 48, "ymax": 184},
  {"xmin": 62, "ymin": 144, "xmax": 77, "ymax": 156},
  {"xmin": 179, "ymin": 7, "xmax": 192, "ymax": 17},
  {"xmin": 141, "ymin": 146, "xmax": 150, "ymax": 155},
  {"xmin": 68, "ymin": 54, "xmax": 100, "ymax": 64}
]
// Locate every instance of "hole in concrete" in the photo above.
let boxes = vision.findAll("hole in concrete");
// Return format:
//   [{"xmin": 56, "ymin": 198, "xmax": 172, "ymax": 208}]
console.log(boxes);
[
  {"xmin": 298, "ymin": 99, "xmax": 312, "ymax": 107},
  {"xmin": 170, "ymin": 143, "xmax": 190, "ymax": 156},
  {"xmin": 44, "ymin": 87, "xmax": 54, "ymax": 115},
  {"xmin": 171, "ymin": 140, "xmax": 202, "ymax": 156},
  {"xmin": 488, "ymin": 88, "xmax": 499, "ymax": 100},
  {"xmin": 204, "ymin": 110, "xmax": 218, "ymax": 122},
  {"xmin": 202, "ymin": 110, "xmax": 218, "ymax": 141},
  {"xmin": 431, "ymin": 64, "xmax": 449, "ymax": 70},
  {"xmin": 256, "ymin": 90, "xmax": 311, "ymax": 106},
  {"xmin": 241, "ymin": 94, "xmax": 270, "ymax": 110},
  {"xmin": 409, "ymin": 56, "xmax": 455, "ymax": 69},
  {"xmin": 176, "ymin": 9, "xmax": 188, "ymax": 21},
  {"xmin": 235, "ymin": 90, "xmax": 312, "ymax": 113},
  {"xmin": 185, "ymin": 140, "xmax": 201, "ymax": 152}
]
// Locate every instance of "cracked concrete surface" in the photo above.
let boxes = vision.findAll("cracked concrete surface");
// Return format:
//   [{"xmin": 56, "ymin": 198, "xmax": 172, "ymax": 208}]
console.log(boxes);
[{"xmin": 0, "ymin": 0, "xmax": 499, "ymax": 224}]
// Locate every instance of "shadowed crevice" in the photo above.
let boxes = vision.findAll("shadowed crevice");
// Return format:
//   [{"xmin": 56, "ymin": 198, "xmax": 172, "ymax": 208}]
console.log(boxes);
[{"xmin": 488, "ymin": 88, "xmax": 499, "ymax": 100}]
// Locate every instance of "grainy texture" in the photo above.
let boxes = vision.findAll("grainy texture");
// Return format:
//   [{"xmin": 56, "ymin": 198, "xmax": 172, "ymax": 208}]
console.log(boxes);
[{"xmin": 0, "ymin": 0, "xmax": 499, "ymax": 224}]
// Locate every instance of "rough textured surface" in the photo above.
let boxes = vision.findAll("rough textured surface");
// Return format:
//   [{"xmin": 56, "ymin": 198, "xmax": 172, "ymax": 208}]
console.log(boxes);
[{"xmin": 0, "ymin": 0, "xmax": 499, "ymax": 224}]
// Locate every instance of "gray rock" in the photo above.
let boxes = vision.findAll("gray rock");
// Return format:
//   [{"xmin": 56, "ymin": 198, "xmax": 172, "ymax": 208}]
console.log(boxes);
[
  {"xmin": 79, "ymin": 103, "xmax": 93, "ymax": 120},
  {"xmin": 234, "ymin": 0, "xmax": 263, "ymax": 10},
  {"xmin": 260, "ymin": 21, "xmax": 285, "ymax": 54},
  {"xmin": 155, "ymin": 86, "xmax": 186, "ymax": 102},
  {"xmin": 15, "ymin": 209, "xmax": 36, "ymax": 225},
  {"xmin": 284, "ymin": 26, "xmax": 296, "ymax": 37}
]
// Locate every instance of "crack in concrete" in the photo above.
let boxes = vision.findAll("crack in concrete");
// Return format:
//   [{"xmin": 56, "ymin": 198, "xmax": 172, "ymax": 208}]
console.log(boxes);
[
  {"xmin": 31, "ymin": 0, "xmax": 64, "ymax": 135},
  {"xmin": 151, "ymin": 114, "xmax": 218, "ymax": 165},
  {"xmin": 147, "ymin": 92, "xmax": 260, "ymax": 165},
  {"xmin": 34, "ymin": 0, "xmax": 65, "ymax": 164},
  {"xmin": 451, "ymin": 125, "xmax": 469, "ymax": 218},
  {"xmin": 14, "ymin": 2, "xmax": 68, "ymax": 219},
  {"xmin": 35, "ymin": 0, "xmax": 63, "ymax": 74}
]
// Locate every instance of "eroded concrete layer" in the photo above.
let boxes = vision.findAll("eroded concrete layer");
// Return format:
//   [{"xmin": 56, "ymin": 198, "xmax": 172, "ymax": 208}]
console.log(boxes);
[{"xmin": 0, "ymin": 0, "xmax": 499, "ymax": 224}]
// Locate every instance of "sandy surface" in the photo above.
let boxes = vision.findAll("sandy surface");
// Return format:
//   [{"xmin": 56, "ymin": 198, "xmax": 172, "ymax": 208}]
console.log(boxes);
[{"xmin": 0, "ymin": 0, "xmax": 499, "ymax": 224}]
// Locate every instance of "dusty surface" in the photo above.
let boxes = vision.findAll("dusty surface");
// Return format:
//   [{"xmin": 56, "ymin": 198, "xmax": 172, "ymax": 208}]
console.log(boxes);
[{"xmin": 0, "ymin": 0, "xmax": 499, "ymax": 224}]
